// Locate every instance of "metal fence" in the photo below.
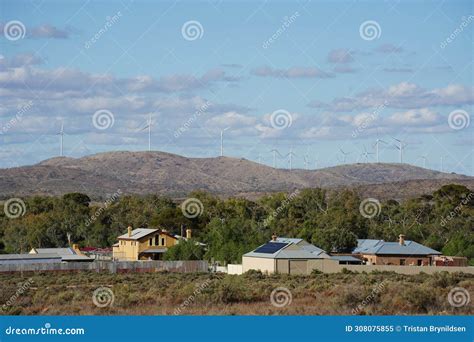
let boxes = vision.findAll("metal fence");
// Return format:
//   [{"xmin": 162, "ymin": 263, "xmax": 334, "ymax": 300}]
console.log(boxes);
[{"xmin": 0, "ymin": 260, "xmax": 209, "ymax": 274}]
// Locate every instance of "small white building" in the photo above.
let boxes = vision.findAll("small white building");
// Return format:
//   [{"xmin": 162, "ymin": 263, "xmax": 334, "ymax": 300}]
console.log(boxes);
[{"xmin": 242, "ymin": 236, "xmax": 330, "ymax": 274}]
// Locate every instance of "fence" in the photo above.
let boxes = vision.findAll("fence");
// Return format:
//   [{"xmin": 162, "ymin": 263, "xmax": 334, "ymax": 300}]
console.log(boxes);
[
  {"xmin": 0, "ymin": 260, "xmax": 209, "ymax": 274},
  {"xmin": 308, "ymin": 259, "xmax": 474, "ymax": 275}
]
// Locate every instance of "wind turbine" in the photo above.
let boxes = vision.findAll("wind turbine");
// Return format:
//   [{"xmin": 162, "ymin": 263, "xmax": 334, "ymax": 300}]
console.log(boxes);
[
  {"xmin": 303, "ymin": 155, "xmax": 309, "ymax": 170},
  {"xmin": 339, "ymin": 148, "xmax": 351, "ymax": 163},
  {"xmin": 360, "ymin": 146, "xmax": 374, "ymax": 163},
  {"xmin": 285, "ymin": 148, "xmax": 297, "ymax": 171},
  {"xmin": 257, "ymin": 153, "xmax": 263, "ymax": 164},
  {"xmin": 440, "ymin": 155, "xmax": 448, "ymax": 172},
  {"xmin": 140, "ymin": 114, "xmax": 153, "ymax": 151},
  {"xmin": 392, "ymin": 137, "xmax": 406, "ymax": 163},
  {"xmin": 270, "ymin": 149, "xmax": 282, "ymax": 168},
  {"xmin": 220, "ymin": 127, "xmax": 230, "ymax": 157},
  {"xmin": 418, "ymin": 155, "xmax": 427, "ymax": 169},
  {"xmin": 57, "ymin": 121, "xmax": 64, "ymax": 157},
  {"xmin": 314, "ymin": 155, "xmax": 319, "ymax": 169},
  {"xmin": 374, "ymin": 138, "xmax": 387, "ymax": 163}
]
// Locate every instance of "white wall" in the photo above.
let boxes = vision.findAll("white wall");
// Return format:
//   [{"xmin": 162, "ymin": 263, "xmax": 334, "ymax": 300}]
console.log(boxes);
[
  {"xmin": 227, "ymin": 264, "xmax": 243, "ymax": 275},
  {"xmin": 242, "ymin": 256, "xmax": 275, "ymax": 274}
]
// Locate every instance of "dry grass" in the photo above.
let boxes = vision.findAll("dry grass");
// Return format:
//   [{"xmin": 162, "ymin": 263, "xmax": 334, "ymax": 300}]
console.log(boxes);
[{"xmin": 0, "ymin": 270, "xmax": 472, "ymax": 316}]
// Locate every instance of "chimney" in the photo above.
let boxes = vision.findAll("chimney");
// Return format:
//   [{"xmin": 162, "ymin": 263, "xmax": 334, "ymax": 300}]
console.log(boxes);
[
  {"xmin": 271, "ymin": 233, "xmax": 277, "ymax": 242},
  {"xmin": 399, "ymin": 234, "xmax": 405, "ymax": 245},
  {"xmin": 186, "ymin": 229, "xmax": 192, "ymax": 239},
  {"xmin": 128, "ymin": 226, "xmax": 132, "ymax": 237}
]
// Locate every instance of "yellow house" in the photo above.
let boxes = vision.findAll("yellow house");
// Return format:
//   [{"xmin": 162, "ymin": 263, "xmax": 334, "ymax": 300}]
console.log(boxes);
[{"xmin": 112, "ymin": 226, "xmax": 192, "ymax": 261}]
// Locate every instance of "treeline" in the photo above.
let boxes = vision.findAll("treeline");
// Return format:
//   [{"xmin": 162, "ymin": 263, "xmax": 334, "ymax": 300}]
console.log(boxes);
[{"xmin": 0, "ymin": 185, "xmax": 472, "ymax": 264}]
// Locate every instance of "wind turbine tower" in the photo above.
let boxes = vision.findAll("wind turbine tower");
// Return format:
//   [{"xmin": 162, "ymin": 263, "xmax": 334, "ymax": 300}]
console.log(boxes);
[
  {"xmin": 270, "ymin": 149, "xmax": 281, "ymax": 168},
  {"xmin": 419, "ymin": 155, "xmax": 427, "ymax": 169},
  {"xmin": 220, "ymin": 127, "xmax": 230, "ymax": 157},
  {"xmin": 286, "ymin": 148, "xmax": 296, "ymax": 171},
  {"xmin": 374, "ymin": 138, "xmax": 387, "ymax": 163},
  {"xmin": 58, "ymin": 121, "xmax": 64, "ymax": 157},
  {"xmin": 140, "ymin": 114, "xmax": 153, "ymax": 151},
  {"xmin": 392, "ymin": 137, "xmax": 406, "ymax": 163},
  {"xmin": 339, "ymin": 148, "xmax": 350, "ymax": 163}
]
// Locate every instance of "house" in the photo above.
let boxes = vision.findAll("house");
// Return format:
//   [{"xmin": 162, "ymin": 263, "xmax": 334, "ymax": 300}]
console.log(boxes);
[
  {"xmin": 112, "ymin": 226, "xmax": 193, "ymax": 261},
  {"xmin": 29, "ymin": 245, "xmax": 93, "ymax": 262},
  {"xmin": 242, "ymin": 234, "xmax": 330, "ymax": 274},
  {"xmin": 352, "ymin": 235, "xmax": 442, "ymax": 266}
]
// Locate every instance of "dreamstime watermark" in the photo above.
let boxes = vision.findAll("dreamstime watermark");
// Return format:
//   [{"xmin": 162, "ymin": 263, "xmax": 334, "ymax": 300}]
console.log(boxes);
[
  {"xmin": 440, "ymin": 15, "xmax": 474, "ymax": 49},
  {"xmin": 0, "ymin": 100, "xmax": 34, "ymax": 135},
  {"xmin": 181, "ymin": 20, "xmax": 204, "ymax": 41},
  {"xmin": 263, "ymin": 190, "xmax": 300, "ymax": 227},
  {"xmin": 85, "ymin": 189, "xmax": 122, "ymax": 227},
  {"xmin": 352, "ymin": 280, "xmax": 386, "ymax": 314},
  {"xmin": 173, "ymin": 279, "xmax": 212, "ymax": 315},
  {"xmin": 5, "ymin": 323, "xmax": 85, "ymax": 336},
  {"xmin": 2, "ymin": 278, "xmax": 34, "ymax": 312},
  {"xmin": 92, "ymin": 287, "xmax": 114, "ymax": 308},
  {"xmin": 84, "ymin": 11, "xmax": 123, "ymax": 49},
  {"xmin": 440, "ymin": 192, "xmax": 473, "ymax": 227},
  {"xmin": 92, "ymin": 109, "xmax": 115, "ymax": 130},
  {"xmin": 447, "ymin": 287, "xmax": 470, "ymax": 308},
  {"xmin": 359, "ymin": 20, "xmax": 381, "ymax": 41},
  {"xmin": 3, "ymin": 198, "xmax": 26, "ymax": 219},
  {"xmin": 262, "ymin": 11, "xmax": 300, "ymax": 49},
  {"xmin": 352, "ymin": 101, "xmax": 387, "ymax": 138},
  {"xmin": 3, "ymin": 20, "xmax": 26, "ymax": 41},
  {"xmin": 173, "ymin": 100, "xmax": 211, "ymax": 138},
  {"xmin": 270, "ymin": 287, "xmax": 292, "ymax": 308},
  {"xmin": 270, "ymin": 109, "xmax": 293, "ymax": 130},
  {"xmin": 181, "ymin": 198, "xmax": 204, "ymax": 218},
  {"xmin": 448, "ymin": 109, "xmax": 470, "ymax": 130},
  {"xmin": 359, "ymin": 198, "xmax": 381, "ymax": 219}
]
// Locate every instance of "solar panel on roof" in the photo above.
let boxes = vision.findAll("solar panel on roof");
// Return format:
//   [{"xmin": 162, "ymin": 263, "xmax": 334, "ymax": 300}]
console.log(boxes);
[{"xmin": 254, "ymin": 242, "xmax": 288, "ymax": 254}]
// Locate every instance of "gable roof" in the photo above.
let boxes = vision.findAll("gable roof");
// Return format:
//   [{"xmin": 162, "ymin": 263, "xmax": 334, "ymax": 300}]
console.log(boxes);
[
  {"xmin": 243, "ymin": 238, "xmax": 330, "ymax": 259},
  {"xmin": 276, "ymin": 237, "xmax": 330, "ymax": 258},
  {"xmin": 33, "ymin": 248, "xmax": 75, "ymax": 255},
  {"xmin": 353, "ymin": 239, "xmax": 441, "ymax": 256},
  {"xmin": 29, "ymin": 247, "xmax": 92, "ymax": 262},
  {"xmin": 118, "ymin": 228, "xmax": 158, "ymax": 240}
]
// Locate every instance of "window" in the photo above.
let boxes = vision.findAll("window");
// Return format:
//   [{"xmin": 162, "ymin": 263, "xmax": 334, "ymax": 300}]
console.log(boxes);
[
  {"xmin": 161, "ymin": 238, "xmax": 165, "ymax": 246},
  {"xmin": 400, "ymin": 259, "xmax": 406, "ymax": 265},
  {"xmin": 149, "ymin": 238, "xmax": 152, "ymax": 246},
  {"xmin": 155, "ymin": 235, "xmax": 159, "ymax": 246}
]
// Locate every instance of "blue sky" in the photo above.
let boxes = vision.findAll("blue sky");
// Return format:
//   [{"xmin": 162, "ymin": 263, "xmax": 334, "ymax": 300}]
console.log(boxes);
[{"xmin": 0, "ymin": 0, "xmax": 473, "ymax": 175}]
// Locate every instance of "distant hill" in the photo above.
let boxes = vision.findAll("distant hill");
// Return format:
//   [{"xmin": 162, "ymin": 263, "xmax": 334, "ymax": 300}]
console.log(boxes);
[{"xmin": 0, "ymin": 151, "xmax": 472, "ymax": 200}]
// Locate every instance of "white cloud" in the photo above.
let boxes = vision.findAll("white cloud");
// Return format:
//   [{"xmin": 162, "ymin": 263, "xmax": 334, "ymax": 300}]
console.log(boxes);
[
  {"xmin": 252, "ymin": 66, "xmax": 333, "ymax": 78},
  {"xmin": 309, "ymin": 82, "xmax": 474, "ymax": 111}
]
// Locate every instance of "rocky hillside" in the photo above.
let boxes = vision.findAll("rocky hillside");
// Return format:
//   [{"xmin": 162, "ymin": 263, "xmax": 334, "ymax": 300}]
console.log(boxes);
[{"xmin": 0, "ymin": 151, "xmax": 471, "ymax": 200}]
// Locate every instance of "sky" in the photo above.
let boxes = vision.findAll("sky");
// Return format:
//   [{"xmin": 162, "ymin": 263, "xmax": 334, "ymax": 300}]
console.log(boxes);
[{"xmin": 0, "ymin": 0, "xmax": 473, "ymax": 175}]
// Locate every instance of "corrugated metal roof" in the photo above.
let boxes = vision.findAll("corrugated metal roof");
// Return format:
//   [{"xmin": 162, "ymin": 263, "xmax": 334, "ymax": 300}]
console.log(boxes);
[
  {"xmin": 331, "ymin": 255, "xmax": 362, "ymax": 262},
  {"xmin": 0, "ymin": 253, "xmax": 62, "ymax": 260},
  {"xmin": 354, "ymin": 239, "xmax": 441, "ymax": 255},
  {"xmin": 33, "ymin": 248, "xmax": 75, "ymax": 255},
  {"xmin": 118, "ymin": 228, "xmax": 158, "ymax": 240},
  {"xmin": 243, "ymin": 237, "xmax": 330, "ymax": 259},
  {"xmin": 275, "ymin": 237, "xmax": 303, "ymax": 244}
]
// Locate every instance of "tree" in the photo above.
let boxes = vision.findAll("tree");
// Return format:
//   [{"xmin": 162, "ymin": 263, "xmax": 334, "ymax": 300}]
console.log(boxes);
[
  {"xmin": 312, "ymin": 227, "xmax": 357, "ymax": 253},
  {"xmin": 163, "ymin": 239, "xmax": 204, "ymax": 260}
]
